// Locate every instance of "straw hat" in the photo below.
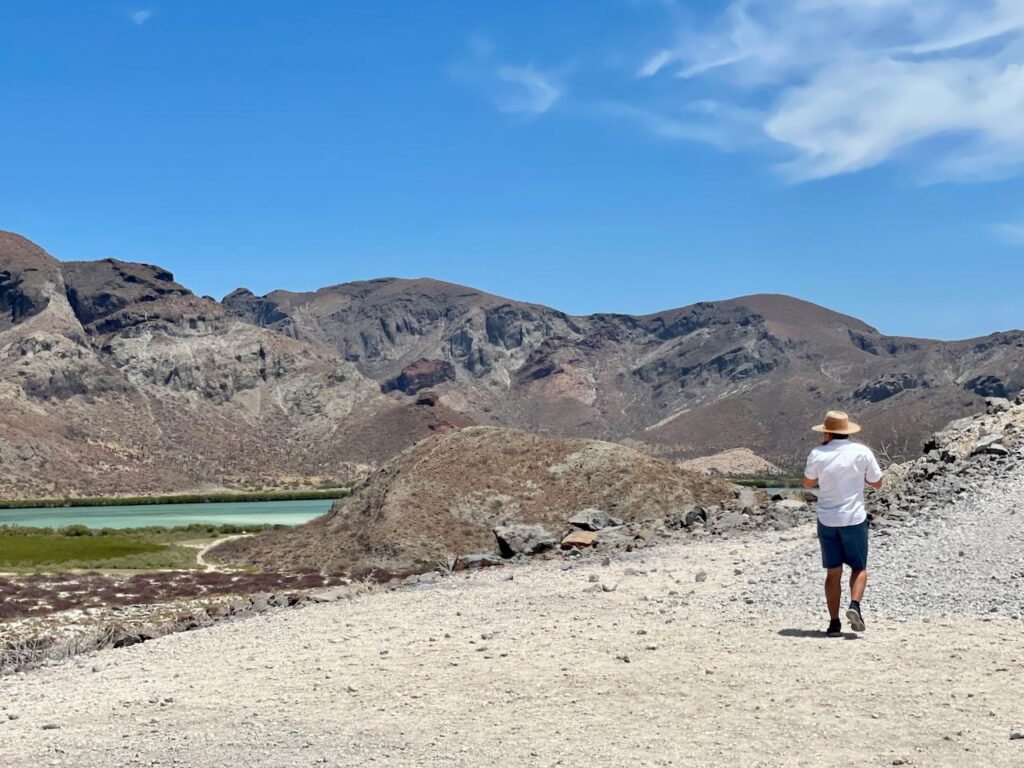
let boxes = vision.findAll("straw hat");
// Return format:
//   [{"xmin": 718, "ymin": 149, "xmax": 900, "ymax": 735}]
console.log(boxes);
[{"xmin": 811, "ymin": 410, "xmax": 861, "ymax": 435}]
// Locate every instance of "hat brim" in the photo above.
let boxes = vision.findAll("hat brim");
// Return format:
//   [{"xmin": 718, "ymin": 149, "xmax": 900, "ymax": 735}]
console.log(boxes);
[{"xmin": 811, "ymin": 422, "xmax": 861, "ymax": 435}]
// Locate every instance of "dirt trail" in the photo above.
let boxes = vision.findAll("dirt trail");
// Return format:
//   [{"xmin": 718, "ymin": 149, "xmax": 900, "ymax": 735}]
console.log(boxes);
[
  {"xmin": 1, "ymin": 528, "xmax": 1022, "ymax": 768},
  {"xmin": 190, "ymin": 534, "xmax": 252, "ymax": 572}
]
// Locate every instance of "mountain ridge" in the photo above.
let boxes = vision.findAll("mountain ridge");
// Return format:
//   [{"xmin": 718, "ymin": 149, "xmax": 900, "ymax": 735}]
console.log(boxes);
[{"xmin": 2, "ymin": 229, "xmax": 1022, "ymax": 495}]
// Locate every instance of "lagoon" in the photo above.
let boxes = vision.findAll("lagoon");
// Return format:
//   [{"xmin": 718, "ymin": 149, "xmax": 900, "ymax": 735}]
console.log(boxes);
[{"xmin": 0, "ymin": 499, "xmax": 333, "ymax": 530}]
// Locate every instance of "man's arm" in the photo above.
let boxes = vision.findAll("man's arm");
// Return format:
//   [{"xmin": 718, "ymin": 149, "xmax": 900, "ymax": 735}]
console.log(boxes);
[
  {"xmin": 803, "ymin": 451, "xmax": 818, "ymax": 488},
  {"xmin": 865, "ymin": 448, "xmax": 884, "ymax": 490}
]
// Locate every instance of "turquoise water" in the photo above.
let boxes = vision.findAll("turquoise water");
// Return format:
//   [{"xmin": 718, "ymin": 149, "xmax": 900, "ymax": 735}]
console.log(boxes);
[{"xmin": 0, "ymin": 499, "xmax": 334, "ymax": 530}]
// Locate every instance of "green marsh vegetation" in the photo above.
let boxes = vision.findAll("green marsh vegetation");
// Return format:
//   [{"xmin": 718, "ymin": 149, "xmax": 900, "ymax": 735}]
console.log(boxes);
[{"xmin": 0, "ymin": 523, "xmax": 283, "ymax": 572}]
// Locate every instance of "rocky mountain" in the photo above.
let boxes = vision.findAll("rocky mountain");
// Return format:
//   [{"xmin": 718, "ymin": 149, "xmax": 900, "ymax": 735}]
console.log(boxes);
[
  {"xmin": 224, "ymin": 279, "xmax": 1024, "ymax": 467},
  {"xmin": 212, "ymin": 425, "xmax": 735, "ymax": 576},
  {"xmin": 0, "ymin": 232, "xmax": 466, "ymax": 497},
  {"xmin": 3, "ymin": 229, "xmax": 1022, "ymax": 497}
]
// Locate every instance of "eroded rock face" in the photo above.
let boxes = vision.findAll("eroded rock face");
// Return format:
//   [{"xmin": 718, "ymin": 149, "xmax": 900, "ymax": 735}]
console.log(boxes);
[
  {"xmin": 0, "ymin": 232, "xmax": 64, "ymax": 332},
  {"xmin": 223, "ymin": 279, "xmax": 1024, "ymax": 464},
  {"xmin": 62, "ymin": 259, "xmax": 191, "ymax": 329},
  {"xmin": 383, "ymin": 359, "xmax": 456, "ymax": 395},
  {"xmin": 853, "ymin": 373, "xmax": 926, "ymax": 403},
  {"xmin": 0, "ymin": 232, "xmax": 464, "ymax": 497}
]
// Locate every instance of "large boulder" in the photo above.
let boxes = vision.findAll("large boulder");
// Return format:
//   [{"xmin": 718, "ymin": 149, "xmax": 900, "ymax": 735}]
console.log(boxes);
[
  {"xmin": 493, "ymin": 524, "xmax": 557, "ymax": 558},
  {"xmin": 971, "ymin": 434, "xmax": 1007, "ymax": 456},
  {"xmin": 567, "ymin": 508, "xmax": 620, "ymax": 531},
  {"xmin": 985, "ymin": 397, "xmax": 1013, "ymax": 415}
]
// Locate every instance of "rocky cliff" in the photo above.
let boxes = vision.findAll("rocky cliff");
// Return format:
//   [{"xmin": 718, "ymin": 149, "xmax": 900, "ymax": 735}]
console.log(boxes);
[
  {"xmin": 0, "ymin": 233, "xmax": 466, "ymax": 497},
  {"xmin": 224, "ymin": 279, "xmax": 1024, "ymax": 467}
]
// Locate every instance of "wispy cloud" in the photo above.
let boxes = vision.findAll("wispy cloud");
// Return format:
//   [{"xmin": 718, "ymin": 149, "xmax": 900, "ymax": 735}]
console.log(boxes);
[
  {"xmin": 452, "ymin": 39, "xmax": 562, "ymax": 117},
  {"xmin": 634, "ymin": 0, "xmax": 1024, "ymax": 182},
  {"xmin": 995, "ymin": 221, "xmax": 1024, "ymax": 244},
  {"xmin": 493, "ymin": 65, "xmax": 560, "ymax": 115},
  {"xmin": 129, "ymin": 8, "xmax": 153, "ymax": 26},
  {"xmin": 598, "ymin": 100, "xmax": 767, "ymax": 152}
]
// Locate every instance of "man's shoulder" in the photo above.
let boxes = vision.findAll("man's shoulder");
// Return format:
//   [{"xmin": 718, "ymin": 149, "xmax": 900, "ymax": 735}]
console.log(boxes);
[
  {"xmin": 806, "ymin": 444, "xmax": 831, "ymax": 462},
  {"xmin": 850, "ymin": 441, "xmax": 877, "ymax": 457}
]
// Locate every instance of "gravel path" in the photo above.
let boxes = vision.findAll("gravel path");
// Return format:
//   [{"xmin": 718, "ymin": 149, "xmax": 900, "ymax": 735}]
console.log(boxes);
[
  {"xmin": 736, "ymin": 457, "xmax": 1024, "ymax": 623},
  {"xmin": 2, "ymin": 498, "xmax": 1023, "ymax": 767}
]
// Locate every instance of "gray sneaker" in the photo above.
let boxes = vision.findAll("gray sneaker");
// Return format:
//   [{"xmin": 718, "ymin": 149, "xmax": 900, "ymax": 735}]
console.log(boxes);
[{"xmin": 846, "ymin": 605, "xmax": 866, "ymax": 632}]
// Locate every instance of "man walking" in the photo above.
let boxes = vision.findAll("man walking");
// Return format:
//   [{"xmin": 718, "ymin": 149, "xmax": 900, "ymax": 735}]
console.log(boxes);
[{"xmin": 802, "ymin": 410, "xmax": 884, "ymax": 637}]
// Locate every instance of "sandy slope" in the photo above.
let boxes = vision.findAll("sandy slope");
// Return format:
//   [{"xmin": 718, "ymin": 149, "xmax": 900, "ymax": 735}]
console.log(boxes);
[{"xmin": 2, "ymin": 526, "xmax": 1022, "ymax": 768}]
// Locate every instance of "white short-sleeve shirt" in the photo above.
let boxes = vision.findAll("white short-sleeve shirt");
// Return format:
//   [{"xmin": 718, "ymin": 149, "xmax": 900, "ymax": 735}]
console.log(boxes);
[{"xmin": 804, "ymin": 440, "xmax": 883, "ymax": 527}]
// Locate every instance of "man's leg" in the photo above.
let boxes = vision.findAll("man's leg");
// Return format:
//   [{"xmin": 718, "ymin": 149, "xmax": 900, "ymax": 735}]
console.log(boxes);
[
  {"xmin": 849, "ymin": 569, "xmax": 867, "ymax": 603},
  {"xmin": 825, "ymin": 567, "xmax": 843, "ymax": 619},
  {"xmin": 844, "ymin": 520, "xmax": 869, "ymax": 632}
]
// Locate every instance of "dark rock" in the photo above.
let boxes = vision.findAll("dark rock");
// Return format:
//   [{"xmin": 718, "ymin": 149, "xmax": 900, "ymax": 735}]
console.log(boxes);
[
  {"xmin": 63, "ymin": 259, "xmax": 191, "ymax": 328},
  {"xmin": 853, "ymin": 373, "xmax": 923, "ymax": 403},
  {"xmin": 382, "ymin": 359, "xmax": 456, "ymax": 395},
  {"xmin": 966, "ymin": 375, "xmax": 1007, "ymax": 398},
  {"xmin": 684, "ymin": 507, "xmax": 708, "ymax": 528}
]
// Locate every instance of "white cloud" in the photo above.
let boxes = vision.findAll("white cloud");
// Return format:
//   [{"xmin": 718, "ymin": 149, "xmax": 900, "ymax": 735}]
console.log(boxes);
[
  {"xmin": 599, "ymin": 100, "xmax": 766, "ymax": 152},
  {"xmin": 130, "ymin": 9, "xmax": 153, "ymax": 26},
  {"xmin": 636, "ymin": 0, "xmax": 1024, "ymax": 181},
  {"xmin": 452, "ymin": 40, "xmax": 562, "ymax": 117},
  {"xmin": 494, "ymin": 65, "xmax": 560, "ymax": 115}
]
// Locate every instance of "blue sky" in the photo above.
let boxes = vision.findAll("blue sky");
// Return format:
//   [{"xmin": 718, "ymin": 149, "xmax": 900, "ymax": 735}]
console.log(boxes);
[{"xmin": 2, "ymin": 1, "xmax": 1022, "ymax": 339}]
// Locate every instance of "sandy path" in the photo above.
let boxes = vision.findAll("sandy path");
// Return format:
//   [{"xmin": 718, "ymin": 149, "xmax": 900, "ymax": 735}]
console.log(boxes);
[
  {"xmin": 191, "ymin": 534, "xmax": 252, "ymax": 572},
  {"xmin": 1, "ymin": 529, "xmax": 1022, "ymax": 768}
]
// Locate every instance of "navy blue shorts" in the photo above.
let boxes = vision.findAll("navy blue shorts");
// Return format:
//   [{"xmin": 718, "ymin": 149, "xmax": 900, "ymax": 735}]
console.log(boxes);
[{"xmin": 817, "ymin": 519, "xmax": 869, "ymax": 571}]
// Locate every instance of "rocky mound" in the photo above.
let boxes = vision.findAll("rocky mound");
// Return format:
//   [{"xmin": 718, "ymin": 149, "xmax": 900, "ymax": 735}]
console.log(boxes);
[
  {"xmin": 679, "ymin": 448, "xmax": 783, "ymax": 476},
  {"xmin": 213, "ymin": 426, "xmax": 736, "ymax": 575},
  {"xmin": 868, "ymin": 394, "xmax": 1024, "ymax": 532}
]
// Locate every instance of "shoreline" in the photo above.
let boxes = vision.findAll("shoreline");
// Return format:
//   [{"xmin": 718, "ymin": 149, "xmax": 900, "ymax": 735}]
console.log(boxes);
[{"xmin": 0, "ymin": 489, "xmax": 350, "ymax": 510}]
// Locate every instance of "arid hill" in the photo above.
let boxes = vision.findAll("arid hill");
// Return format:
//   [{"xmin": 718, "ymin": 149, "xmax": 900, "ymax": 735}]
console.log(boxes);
[
  {"xmin": 0, "ymin": 232, "xmax": 466, "ymax": 497},
  {"xmin": 225, "ymin": 278, "xmax": 1024, "ymax": 467},
  {"xmin": 212, "ymin": 426, "xmax": 733, "ymax": 575},
  {"xmin": 679, "ymin": 448, "xmax": 783, "ymax": 477}
]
